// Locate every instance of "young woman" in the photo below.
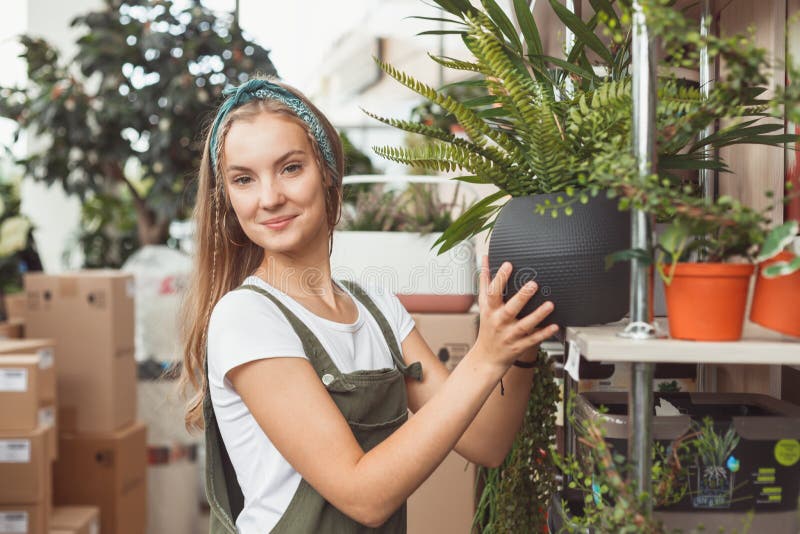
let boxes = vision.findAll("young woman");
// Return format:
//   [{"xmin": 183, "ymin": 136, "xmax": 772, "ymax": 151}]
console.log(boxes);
[{"xmin": 179, "ymin": 78, "xmax": 559, "ymax": 534}]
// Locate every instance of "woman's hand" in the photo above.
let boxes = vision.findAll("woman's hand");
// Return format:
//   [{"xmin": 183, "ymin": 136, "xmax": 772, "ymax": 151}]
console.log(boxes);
[{"xmin": 474, "ymin": 255, "xmax": 558, "ymax": 370}]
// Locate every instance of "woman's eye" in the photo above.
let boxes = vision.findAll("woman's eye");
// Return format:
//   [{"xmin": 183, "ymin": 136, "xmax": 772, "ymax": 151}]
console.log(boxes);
[
  {"xmin": 283, "ymin": 163, "xmax": 302, "ymax": 174},
  {"xmin": 233, "ymin": 175, "xmax": 252, "ymax": 185}
]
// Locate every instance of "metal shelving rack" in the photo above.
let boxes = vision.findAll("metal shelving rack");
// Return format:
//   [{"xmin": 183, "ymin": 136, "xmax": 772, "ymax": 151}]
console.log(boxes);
[{"xmin": 561, "ymin": 0, "xmax": 800, "ymax": 508}]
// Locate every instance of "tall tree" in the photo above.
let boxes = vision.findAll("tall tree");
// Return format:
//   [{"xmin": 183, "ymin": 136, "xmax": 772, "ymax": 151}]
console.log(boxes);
[{"xmin": 0, "ymin": 0, "xmax": 278, "ymax": 247}]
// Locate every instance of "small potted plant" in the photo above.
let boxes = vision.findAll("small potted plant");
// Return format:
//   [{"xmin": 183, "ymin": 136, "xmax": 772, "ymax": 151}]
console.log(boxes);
[
  {"xmin": 331, "ymin": 176, "xmax": 478, "ymax": 313},
  {"xmin": 750, "ymin": 220, "xmax": 800, "ymax": 337},
  {"xmin": 653, "ymin": 199, "xmax": 765, "ymax": 341}
]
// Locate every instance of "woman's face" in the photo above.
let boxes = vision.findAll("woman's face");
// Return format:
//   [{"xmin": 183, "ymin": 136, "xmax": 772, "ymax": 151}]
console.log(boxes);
[{"xmin": 222, "ymin": 111, "xmax": 329, "ymax": 257}]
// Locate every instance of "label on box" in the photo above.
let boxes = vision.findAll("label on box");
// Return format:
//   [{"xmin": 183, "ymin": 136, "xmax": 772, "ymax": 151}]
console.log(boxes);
[
  {"xmin": 89, "ymin": 518, "xmax": 99, "ymax": 534},
  {"xmin": 0, "ymin": 440, "xmax": 31, "ymax": 463},
  {"xmin": 37, "ymin": 349, "xmax": 54, "ymax": 370},
  {"xmin": 0, "ymin": 511, "xmax": 28, "ymax": 533},
  {"xmin": 0, "ymin": 368, "xmax": 27, "ymax": 392},
  {"xmin": 38, "ymin": 406, "xmax": 55, "ymax": 427},
  {"xmin": 565, "ymin": 341, "xmax": 581, "ymax": 381}
]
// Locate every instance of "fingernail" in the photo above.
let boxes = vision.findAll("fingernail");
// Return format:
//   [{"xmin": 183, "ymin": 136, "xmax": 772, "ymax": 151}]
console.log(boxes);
[{"xmin": 526, "ymin": 281, "xmax": 537, "ymax": 291}]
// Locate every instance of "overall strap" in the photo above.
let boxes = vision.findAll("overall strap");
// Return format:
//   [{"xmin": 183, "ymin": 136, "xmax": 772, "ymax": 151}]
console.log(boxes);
[
  {"xmin": 236, "ymin": 284, "xmax": 355, "ymax": 392},
  {"xmin": 337, "ymin": 280, "xmax": 423, "ymax": 382}
]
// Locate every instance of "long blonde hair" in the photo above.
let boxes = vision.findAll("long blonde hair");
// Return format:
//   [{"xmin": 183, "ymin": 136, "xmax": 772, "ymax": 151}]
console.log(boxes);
[{"xmin": 178, "ymin": 79, "xmax": 344, "ymax": 432}]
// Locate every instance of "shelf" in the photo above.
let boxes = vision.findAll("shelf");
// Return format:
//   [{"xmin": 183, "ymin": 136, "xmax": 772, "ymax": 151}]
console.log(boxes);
[{"xmin": 565, "ymin": 320, "xmax": 800, "ymax": 365}]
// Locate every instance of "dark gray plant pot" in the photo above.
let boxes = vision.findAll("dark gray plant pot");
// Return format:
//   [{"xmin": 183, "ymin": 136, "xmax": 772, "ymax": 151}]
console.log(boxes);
[{"xmin": 488, "ymin": 192, "xmax": 631, "ymax": 328}]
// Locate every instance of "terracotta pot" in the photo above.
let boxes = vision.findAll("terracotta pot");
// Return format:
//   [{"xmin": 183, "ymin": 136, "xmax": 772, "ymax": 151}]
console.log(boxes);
[
  {"xmin": 664, "ymin": 263, "xmax": 754, "ymax": 341},
  {"xmin": 750, "ymin": 251, "xmax": 800, "ymax": 337}
]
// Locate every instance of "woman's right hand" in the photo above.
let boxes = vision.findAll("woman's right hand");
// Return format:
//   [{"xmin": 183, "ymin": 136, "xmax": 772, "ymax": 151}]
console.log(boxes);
[{"xmin": 474, "ymin": 255, "xmax": 559, "ymax": 370}]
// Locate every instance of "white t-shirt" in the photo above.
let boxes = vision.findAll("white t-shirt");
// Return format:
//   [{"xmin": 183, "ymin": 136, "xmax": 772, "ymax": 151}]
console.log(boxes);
[{"xmin": 207, "ymin": 275, "xmax": 416, "ymax": 534}]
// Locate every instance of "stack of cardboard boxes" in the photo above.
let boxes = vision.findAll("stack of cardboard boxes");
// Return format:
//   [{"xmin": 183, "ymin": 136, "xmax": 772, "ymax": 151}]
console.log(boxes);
[
  {"xmin": 407, "ymin": 310, "xmax": 479, "ymax": 534},
  {"xmin": 1, "ymin": 270, "xmax": 145, "ymax": 534},
  {"xmin": 0, "ymin": 303, "xmax": 58, "ymax": 533}
]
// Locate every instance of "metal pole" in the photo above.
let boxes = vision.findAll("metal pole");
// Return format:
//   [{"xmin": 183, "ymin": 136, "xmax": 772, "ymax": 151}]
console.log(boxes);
[
  {"xmin": 630, "ymin": 361, "xmax": 654, "ymax": 498},
  {"xmin": 619, "ymin": 2, "xmax": 656, "ymax": 341},
  {"xmin": 697, "ymin": 0, "xmax": 715, "ymax": 393},
  {"xmin": 627, "ymin": 0, "xmax": 656, "ymax": 506},
  {"xmin": 699, "ymin": 0, "xmax": 715, "ymax": 201}
]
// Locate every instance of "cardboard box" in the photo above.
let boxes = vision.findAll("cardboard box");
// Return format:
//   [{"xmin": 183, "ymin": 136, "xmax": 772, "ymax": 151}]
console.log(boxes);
[
  {"xmin": 0, "ymin": 355, "xmax": 56, "ymax": 428},
  {"xmin": 3, "ymin": 293, "xmax": 27, "ymax": 321},
  {"xmin": 0, "ymin": 341, "xmax": 56, "ymax": 402},
  {"xmin": 53, "ymin": 421, "xmax": 147, "ymax": 534},
  {"xmin": 0, "ymin": 426, "xmax": 50, "ymax": 504},
  {"xmin": 0, "ymin": 503, "xmax": 48, "ymax": 534},
  {"xmin": 24, "ymin": 271, "xmax": 136, "ymax": 433},
  {"xmin": 411, "ymin": 312, "xmax": 479, "ymax": 371},
  {"xmin": 407, "ymin": 450, "xmax": 475, "ymax": 534},
  {"xmin": 50, "ymin": 507, "xmax": 99, "ymax": 534},
  {"xmin": 0, "ymin": 318, "xmax": 25, "ymax": 340},
  {"xmin": 579, "ymin": 362, "xmax": 697, "ymax": 393}
]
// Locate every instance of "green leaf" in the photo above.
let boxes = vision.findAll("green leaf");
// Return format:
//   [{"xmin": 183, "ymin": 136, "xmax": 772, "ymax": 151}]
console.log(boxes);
[
  {"xmin": 756, "ymin": 221, "xmax": 798, "ymax": 262},
  {"xmin": 416, "ymin": 30, "xmax": 466, "ymax": 36},
  {"xmin": 659, "ymin": 222, "xmax": 690, "ymax": 256},
  {"xmin": 513, "ymin": 0, "xmax": 544, "ymax": 57},
  {"xmin": 604, "ymin": 248, "xmax": 653, "ymax": 271},
  {"xmin": 763, "ymin": 255, "xmax": 800, "ymax": 278},
  {"xmin": 589, "ymin": 0, "xmax": 620, "ymax": 29},
  {"xmin": 549, "ymin": 0, "xmax": 613, "ymax": 64},
  {"xmin": 535, "ymin": 54, "xmax": 600, "ymax": 83},
  {"xmin": 430, "ymin": 0, "xmax": 475, "ymax": 16},
  {"xmin": 481, "ymin": 0, "xmax": 524, "ymax": 53}
]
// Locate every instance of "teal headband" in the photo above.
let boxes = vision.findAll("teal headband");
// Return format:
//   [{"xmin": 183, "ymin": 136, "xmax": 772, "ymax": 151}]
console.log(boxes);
[{"xmin": 209, "ymin": 79, "xmax": 338, "ymax": 183}]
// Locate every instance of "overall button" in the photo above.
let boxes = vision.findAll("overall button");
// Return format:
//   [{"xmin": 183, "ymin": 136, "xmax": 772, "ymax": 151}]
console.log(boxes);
[{"xmin": 321, "ymin": 373, "xmax": 335, "ymax": 386}]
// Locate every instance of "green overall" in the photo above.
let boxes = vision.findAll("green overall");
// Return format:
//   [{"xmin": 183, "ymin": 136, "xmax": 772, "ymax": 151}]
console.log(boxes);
[{"xmin": 204, "ymin": 280, "xmax": 423, "ymax": 533}]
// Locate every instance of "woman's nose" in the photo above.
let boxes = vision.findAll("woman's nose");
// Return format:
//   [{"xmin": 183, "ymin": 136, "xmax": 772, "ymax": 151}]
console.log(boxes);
[{"xmin": 258, "ymin": 178, "xmax": 286, "ymax": 208}]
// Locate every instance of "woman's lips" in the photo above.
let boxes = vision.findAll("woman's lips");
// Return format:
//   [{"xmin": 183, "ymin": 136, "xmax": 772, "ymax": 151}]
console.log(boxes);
[{"xmin": 262, "ymin": 215, "xmax": 296, "ymax": 230}]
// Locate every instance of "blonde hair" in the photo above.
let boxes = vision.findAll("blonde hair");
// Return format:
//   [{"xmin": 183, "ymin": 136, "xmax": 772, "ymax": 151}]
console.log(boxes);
[{"xmin": 178, "ymin": 79, "xmax": 344, "ymax": 432}]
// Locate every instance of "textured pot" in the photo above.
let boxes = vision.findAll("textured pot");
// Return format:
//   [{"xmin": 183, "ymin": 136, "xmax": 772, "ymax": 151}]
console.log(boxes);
[
  {"xmin": 664, "ymin": 263, "xmax": 754, "ymax": 341},
  {"xmin": 488, "ymin": 193, "xmax": 631, "ymax": 328}
]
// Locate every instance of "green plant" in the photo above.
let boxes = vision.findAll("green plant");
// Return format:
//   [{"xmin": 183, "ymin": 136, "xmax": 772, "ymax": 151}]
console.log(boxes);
[
  {"xmin": 366, "ymin": 0, "xmax": 798, "ymax": 254},
  {"xmin": 65, "ymin": 190, "xmax": 139, "ymax": 269},
  {"xmin": 755, "ymin": 220, "xmax": 800, "ymax": 278},
  {"xmin": 552, "ymin": 397, "xmax": 693, "ymax": 533},
  {"xmin": 339, "ymin": 183, "xmax": 466, "ymax": 233},
  {"xmin": 0, "ymin": 175, "xmax": 40, "ymax": 296},
  {"xmin": 472, "ymin": 350, "xmax": 558, "ymax": 533},
  {"xmin": 0, "ymin": 0, "xmax": 277, "ymax": 254}
]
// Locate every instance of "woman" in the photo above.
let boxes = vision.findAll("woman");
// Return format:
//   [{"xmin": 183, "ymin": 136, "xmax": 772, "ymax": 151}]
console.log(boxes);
[{"xmin": 179, "ymin": 78, "xmax": 558, "ymax": 533}]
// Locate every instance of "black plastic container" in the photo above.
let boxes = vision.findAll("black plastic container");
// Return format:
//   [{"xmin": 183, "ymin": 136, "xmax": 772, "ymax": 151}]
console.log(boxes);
[{"xmin": 570, "ymin": 392, "xmax": 800, "ymax": 531}]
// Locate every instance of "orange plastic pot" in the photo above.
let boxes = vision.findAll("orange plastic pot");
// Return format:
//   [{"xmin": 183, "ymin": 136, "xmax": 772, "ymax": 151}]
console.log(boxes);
[
  {"xmin": 750, "ymin": 251, "xmax": 800, "ymax": 337},
  {"xmin": 664, "ymin": 263, "xmax": 754, "ymax": 341}
]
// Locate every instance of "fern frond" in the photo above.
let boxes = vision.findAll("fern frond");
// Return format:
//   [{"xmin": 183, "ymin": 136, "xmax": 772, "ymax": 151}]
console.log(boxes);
[
  {"xmin": 427, "ymin": 53, "xmax": 491, "ymax": 75},
  {"xmin": 465, "ymin": 12, "xmax": 572, "ymax": 186},
  {"xmin": 375, "ymin": 58, "xmax": 523, "ymax": 159},
  {"xmin": 362, "ymin": 109, "xmax": 525, "ymax": 181},
  {"xmin": 372, "ymin": 143, "xmax": 527, "ymax": 194}
]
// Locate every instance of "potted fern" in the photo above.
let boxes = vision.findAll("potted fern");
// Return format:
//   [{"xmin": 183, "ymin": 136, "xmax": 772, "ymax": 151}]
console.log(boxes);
[
  {"xmin": 366, "ymin": 0, "xmax": 793, "ymax": 328},
  {"xmin": 331, "ymin": 176, "xmax": 478, "ymax": 313}
]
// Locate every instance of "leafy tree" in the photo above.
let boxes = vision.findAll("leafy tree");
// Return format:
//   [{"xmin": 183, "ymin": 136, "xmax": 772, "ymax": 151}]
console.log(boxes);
[{"xmin": 0, "ymin": 0, "xmax": 278, "ymax": 249}]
